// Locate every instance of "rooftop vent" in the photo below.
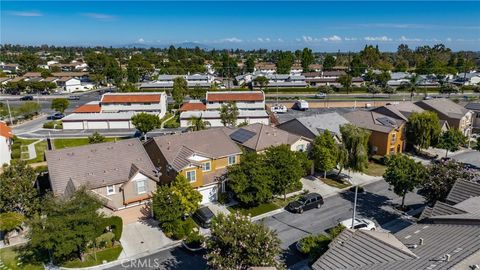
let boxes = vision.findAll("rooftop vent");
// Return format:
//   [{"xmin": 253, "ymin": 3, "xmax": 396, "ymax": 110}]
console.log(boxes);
[
  {"xmin": 445, "ymin": 254, "xmax": 451, "ymax": 262},
  {"xmin": 419, "ymin": 238, "xmax": 424, "ymax": 245}
]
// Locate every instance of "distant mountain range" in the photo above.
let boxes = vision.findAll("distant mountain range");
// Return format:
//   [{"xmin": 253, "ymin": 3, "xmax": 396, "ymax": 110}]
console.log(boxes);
[{"xmin": 118, "ymin": 42, "xmax": 213, "ymax": 50}]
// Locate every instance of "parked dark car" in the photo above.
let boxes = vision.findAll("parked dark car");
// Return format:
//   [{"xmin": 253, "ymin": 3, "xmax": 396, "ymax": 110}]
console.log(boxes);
[
  {"xmin": 192, "ymin": 206, "xmax": 215, "ymax": 228},
  {"xmin": 286, "ymin": 193, "xmax": 324, "ymax": 214},
  {"xmin": 50, "ymin": 113, "xmax": 65, "ymax": 120},
  {"xmin": 20, "ymin": 95, "xmax": 33, "ymax": 101},
  {"xmin": 68, "ymin": 95, "xmax": 81, "ymax": 100}
]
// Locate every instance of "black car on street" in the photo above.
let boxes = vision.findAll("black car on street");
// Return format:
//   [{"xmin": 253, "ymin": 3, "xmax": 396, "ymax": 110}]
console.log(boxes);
[{"xmin": 286, "ymin": 193, "xmax": 324, "ymax": 214}]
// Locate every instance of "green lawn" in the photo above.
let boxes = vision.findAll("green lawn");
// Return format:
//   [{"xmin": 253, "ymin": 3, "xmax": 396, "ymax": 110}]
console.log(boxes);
[
  {"xmin": 61, "ymin": 246, "xmax": 123, "ymax": 268},
  {"xmin": 53, "ymin": 137, "xmax": 120, "ymax": 149},
  {"xmin": 365, "ymin": 162, "xmax": 387, "ymax": 177},
  {"xmin": 228, "ymin": 195, "xmax": 303, "ymax": 217},
  {"xmin": 30, "ymin": 140, "xmax": 47, "ymax": 163},
  {"xmin": 0, "ymin": 246, "xmax": 44, "ymax": 270},
  {"xmin": 320, "ymin": 178, "xmax": 351, "ymax": 189}
]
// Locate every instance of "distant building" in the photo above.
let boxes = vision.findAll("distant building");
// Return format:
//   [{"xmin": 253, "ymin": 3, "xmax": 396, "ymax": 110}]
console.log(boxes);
[
  {"xmin": 63, "ymin": 92, "xmax": 167, "ymax": 130},
  {"xmin": 253, "ymin": 74, "xmax": 307, "ymax": 88},
  {"xmin": 139, "ymin": 74, "xmax": 214, "ymax": 89},
  {"xmin": 254, "ymin": 62, "xmax": 277, "ymax": 74},
  {"xmin": 0, "ymin": 62, "xmax": 19, "ymax": 73},
  {"xmin": 465, "ymin": 102, "xmax": 480, "ymax": 128},
  {"xmin": 0, "ymin": 122, "xmax": 13, "ymax": 166}
]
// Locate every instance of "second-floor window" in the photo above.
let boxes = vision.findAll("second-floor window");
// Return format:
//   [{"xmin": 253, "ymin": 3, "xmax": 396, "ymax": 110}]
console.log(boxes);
[
  {"xmin": 106, "ymin": 185, "xmax": 115, "ymax": 195},
  {"xmin": 136, "ymin": 180, "xmax": 146, "ymax": 194},
  {"xmin": 186, "ymin": 170, "xmax": 196, "ymax": 182},
  {"xmin": 202, "ymin": 162, "xmax": 211, "ymax": 172},
  {"xmin": 228, "ymin": 155, "xmax": 236, "ymax": 165}
]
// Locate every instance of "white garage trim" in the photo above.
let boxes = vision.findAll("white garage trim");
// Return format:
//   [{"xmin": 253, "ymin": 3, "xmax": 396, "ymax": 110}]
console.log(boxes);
[{"xmin": 197, "ymin": 184, "xmax": 219, "ymax": 204}]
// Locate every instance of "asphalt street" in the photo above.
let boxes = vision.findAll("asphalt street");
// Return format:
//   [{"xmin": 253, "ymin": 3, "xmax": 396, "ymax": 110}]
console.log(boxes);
[{"xmin": 106, "ymin": 179, "xmax": 425, "ymax": 269}]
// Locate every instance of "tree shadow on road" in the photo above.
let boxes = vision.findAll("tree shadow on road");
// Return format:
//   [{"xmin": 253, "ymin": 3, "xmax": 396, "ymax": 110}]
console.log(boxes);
[{"xmin": 151, "ymin": 247, "xmax": 207, "ymax": 270}]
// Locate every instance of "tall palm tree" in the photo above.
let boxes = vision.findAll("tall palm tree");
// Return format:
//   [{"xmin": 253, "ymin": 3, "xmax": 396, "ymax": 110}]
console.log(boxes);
[
  {"xmin": 408, "ymin": 74, "xmax": 420, "ymax": 101},
  {"xmin": 187, "ymin": 116, "xmax": 210, "ymax": 131}
]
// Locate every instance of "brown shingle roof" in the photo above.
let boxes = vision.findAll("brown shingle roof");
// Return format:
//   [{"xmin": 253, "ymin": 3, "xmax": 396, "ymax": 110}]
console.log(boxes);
[
  {"xmin": 52, "ymin": 72, "xmax": 88, "ymax": 77},
  {"xmin": 207, "ymin": 91, "xmax": 264, "ymax": 102},
  {"xmin": 45, "ymin": 138, "xmax": 157, "ymax": 196},
  {"xmin": 147, "ymin": 129, "xmax": 242, "ymax": 172},
  {"xmin": 343, "ymin": 110, "xmax": 404, "ymax": 133}
]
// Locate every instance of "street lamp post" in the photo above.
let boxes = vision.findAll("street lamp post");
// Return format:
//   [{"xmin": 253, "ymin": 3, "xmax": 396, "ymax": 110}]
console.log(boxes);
[{"xmin": 346, "ymin": 173, "xmax": 358, "ymax": 229}]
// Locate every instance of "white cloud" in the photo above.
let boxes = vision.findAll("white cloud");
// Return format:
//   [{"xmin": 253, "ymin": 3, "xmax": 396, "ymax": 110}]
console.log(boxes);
[
  {"xmin": 220, "ymin": 37, "xmax": 243, "ymax": 43},
  {"xmin": 322, "ymin": 35, "xmax": 342, "ymax": 42},
  {"xmin": 137, "ymin": 38, "xmax": 145, "ymax": 43},
  {"xmin": 295, "ymin": 38, "xmax": 301, "ymax": 42},
  {"xmin": 10, "ymin": 11, "xmax": 42, "ymax": 17},
  {"xmin": 257, "ymin": 38, "xmax": 264, "ymax": 42},
  {"xmin": 81, "ymin": 13, "xmax": 116, "ymax": 21},
  {"xmin": 397, "ymin": 36, "xmax": 422, "ymax": 42},
  {"xmin": 446, "ymin": 37, "xmax": 452, "ymax": 42},
  {"xmin": 344, "ymin": 37, "xmax": 358, "ymax": 41},
  {"xmin": 277, "ymin": 38, "xmax": 284, "ymax": 42},
  {"xmin": 302, "ymin": 36, "xmax": 313, "ymax": 43},
  {"xmin": 364, "ymin": 36, "xmax": 392, "ymax": 42},
  {"xmin": 265, "ymin": 38, "xmax": 271, "ymax": 42}
]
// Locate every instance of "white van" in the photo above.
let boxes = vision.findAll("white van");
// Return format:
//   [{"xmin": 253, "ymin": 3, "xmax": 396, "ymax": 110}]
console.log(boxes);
[
  {"xmin": 295, "ymin": 100, "xmax": 309, "ymax": 111},
  {"xmin": 271, "ymin": 104, "xmax": 288, "ymax": 114}
]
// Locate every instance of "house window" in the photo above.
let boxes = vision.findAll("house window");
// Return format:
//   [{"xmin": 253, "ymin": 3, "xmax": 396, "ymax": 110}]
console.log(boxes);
[
  {"xmin": 202, "ymin": 162, "xmax": 211, "ymax": 172},
  {"xmin": 228, "ymin": 155, "xmax": 237, "ymax": 165},
  {"xmin": 106, "ymin": 185, "xmax": 115, "ymax": 195},
  {"xmin": 136, "ymin": 180, "xmax": 146, "ymax": 194},
  {"xmin": 186, "ymin": 170, "xmax": 196, "ymax": 182}
]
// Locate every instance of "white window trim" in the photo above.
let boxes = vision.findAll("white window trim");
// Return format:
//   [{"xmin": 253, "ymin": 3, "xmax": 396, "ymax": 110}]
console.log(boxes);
[
  {"xmin": 186, "ymin": 170, "xmax": 197, "ymax": 183},
  {"xmin": 228, "ymin": 155, "xmax": 236, "ymax": 165},
  {"xmin": 202, "ymin": 161, "xmax": 211, "ymax": 172},
  {"xmin": 136, "ymin": 180, "xmax": 147, "ymax": 194},
  {"xmin": 106, "ymin": 185, "xmax": 115, "ymax": 195}
]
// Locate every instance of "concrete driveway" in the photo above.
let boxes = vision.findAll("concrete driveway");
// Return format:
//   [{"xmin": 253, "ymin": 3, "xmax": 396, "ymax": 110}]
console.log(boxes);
[{"xmin": 119, "ymin": 219, "xmax": 174, "ymax": 259}]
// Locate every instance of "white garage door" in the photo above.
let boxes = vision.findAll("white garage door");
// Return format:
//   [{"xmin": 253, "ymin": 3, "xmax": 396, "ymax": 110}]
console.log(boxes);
[
  {"xmin": 198, "ymin": 185, "xmax": 218, "ymax": 204},
  {"xmin": 109, "ymin": 121, "xmax": 131, "ymax": 129},
  {"xmin": 87, "ymin": 121, "xmax": 109, "ymax": 129},
  {"xmin": 62, "ymin": 121, "xmax": 84, "ymax": 130}
]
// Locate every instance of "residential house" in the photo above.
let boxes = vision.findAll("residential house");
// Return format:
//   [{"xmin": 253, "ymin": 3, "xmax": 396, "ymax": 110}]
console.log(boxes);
[
  {"xmin": 0, "ymin": 63, "xmax": 20, "ymax": 73},
  {"xmin": 303, "ymin": 71, "xmax": 363, "ymax": 87},
  {"xmin": 343, "ymin": 110, "xmax": 406, "ymax": 155},
  {"xmin": 290, "ymin": 64, "xmax": 303, "ymax": 75},
  {"xmin": 416, "ymin": 98, "xmax": 473, "ymax": 136},
  {"xmin": 276, "ymin": 112, "xmax": 350, "ymax": 142},
  {"xmin": 451, "ymin": 72, "xmax": 480, "ymax": 86},
  {"xmin": 143, "ymin": 129, "xmax": 242, "ymax": 204},
  {"xmin": 45, "ymin": 139, "xmax": 160, "ymax": 214},
  {"xmin": 223, "ymin": 123, "xmax": 311, "ymax": 153},
  {"xmin": 139, "ymin": 74, "xmax": 214, "ymax": 89},
  {"xmin": 387, "ymin": 72, "xmax": 412, "ymax": 87},
  {"xmin": 63, "ymin": 92, "xmax": 167, "ymax": 130},
  {"xmin": 254, "ymin": 62, "xmax": 277, "ymax": 74},
  {"xmin": 308, "ymin": 64, "xmax": 323, "ymax": 72},
  {"xmin": 179, "ymin": 100, "xmax": 207, "ymax": 112},
  {"xmin": 465, "ymin": 102, "xmax": 480, "ymax": 128},
  {"xmin": 180, "ymin": 110, "xmax": 269, "ymax": 127},
  {"xmin": 0, "ymin": 122, "xmax": 13, "ymax": 165},
  {"xmin": 253, "ymin": 74, "xmax": 307, "ymax": 88}
]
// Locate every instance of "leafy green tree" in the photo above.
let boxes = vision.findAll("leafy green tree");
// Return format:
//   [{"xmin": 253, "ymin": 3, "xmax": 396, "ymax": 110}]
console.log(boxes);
[
  {"xmin": 276, "ymin": 51, "xmax": 294, "ymax": 74},
  {"xmin": 0, "ymin": 212, "xmax": 25, "ymax": 244},
  {"xmin": 18, "ymin": 53, "xmax": 40, "ymax": 71},
  {"xmin": 40, "ymin": 69, "xmax": 52, "ymax": 78},
  {"xmin": 437, "ymin": 129, "xmax": 466, "ymax": 157},
  {"xmin": 265, "ymin": 145, "xmax": 304, "ymax": 200},
  {"xmin": 0, "ymin": 161, "xmax": 40, "ymax": 217},
  {"xmin": 187, "ymin": 117, "xmax": 210, "ymax": 131},
  {"xmin": 312, "ymin": 130, "xmax": 338, "ymax": 178},
  {"xmin": 338, "ymin": 74, "xmax": 353, "ymax": 94},
  {"xmin": 172, "ymin": 76, "xmax": 188, "ymax": 105},
  {"xmin": 131, "ymin": 112, "xmax": 161, "ymax": 140},
  {"xmin": 323, "ymin": 55, "xmax": 336, "ymax": 70},
  {"xmin": 253, "ymin": 76, "xmax": 269, "ymax": 90},
  {"xmin": 367, "ymin": 84, "xmax": 382, "ymax": 99},
  {"xmin": 475, "ymin": 137, "xmax": 480, "ymax": 151},
  {"xmin": 88, "ymin": 131, "xmax": 106, "ymax": 144},
  {"xmin": 375, "ymin": 71, "xmax": 391, "ymax": 87},
  {"xmin": 189, "ymin": 84, "xmax": 204, "ymax": 99},
  {"xmin": 219, "ymin": 102, "xmax": 239, "ymax": 127},
  {"xmin": 340, "ymin": 124, "xmax": 370, "ymax": 173},
  {"xmin": 245, "ymin": 56, "xmax": 255, "ymax": 73},
  {"xmin": 18, "ymin": 101, "xmax": 41, "ymax": 118},
  {"xmin": 349, "ymin": 55, "xmax": 365, "ymax": 77},
  {"xmin": 29, "ymin": 188, "xmax": 104, "ymax": 263},
  {"xmin": 419, "ymin": 161, "xmax": 477, "ymax": 205},
  {"xmin": 170, "ymin": 174, "xmax": 202, "ymax": 215},
  {"xmin": 206, "ymin": 213, "xmax": 283, "ymax": 270},
  {"xmin": 301, "ymin": 48, "xmax": 315, "ymax": 70},
  {"xmin": 227, "ymin": 152, "xmax": 272, "ymax": 206},
  {"xmin": 152, "ymin": 185, "xmax": 185, "ymax": 227},
  {"xmin": 383, "ymin": 154, "xmax": 426, "ymax": 208},
  {"xmin": 406, "ymin": 111, "xmax": 441, "ymax": 151},
  {"xmin": 118, "ymin": 82, "xmax": 138, "ymax": 92},
  {"xmin": 439, "ymin": 84, "xmax": 459, "ymax": 96},
  {"xmin": 51, "ymin": 98, "xmax": 69, "ymax": 113},
  {"xmin": 127, "ymin": 54, "xmax": 153, "ymax": 82}
]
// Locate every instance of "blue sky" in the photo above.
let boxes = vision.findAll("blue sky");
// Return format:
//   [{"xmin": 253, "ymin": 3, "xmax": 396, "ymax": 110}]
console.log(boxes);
[{"xmin": 1, "ymin": 1, "xmax": 479, "ymax": 51}]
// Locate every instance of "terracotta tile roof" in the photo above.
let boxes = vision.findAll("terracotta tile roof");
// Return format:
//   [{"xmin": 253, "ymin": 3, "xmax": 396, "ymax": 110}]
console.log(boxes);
[
  {"xmin": 179, "ymin": 101, "xmax": 206, "ymax": 112},
  {"xmin": 207, "ymin": 91, "xmax": 264, "ymax": 102},
  {"xmin": 0, "ymin": 122, "xmax": 13, "ymax": 138},
  {"xmin": 73, "ymin": 104, "xmax": 101, "ymax": 113},
  {"xmin": 101, "ymin": 94, "xmax": 161, "ymax": 103}
]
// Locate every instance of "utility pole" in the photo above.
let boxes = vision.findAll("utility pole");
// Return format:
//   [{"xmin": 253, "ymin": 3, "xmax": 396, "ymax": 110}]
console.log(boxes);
[{"xmin": 6, "ymin": 99, "xmax": 13, "ymax": 125}]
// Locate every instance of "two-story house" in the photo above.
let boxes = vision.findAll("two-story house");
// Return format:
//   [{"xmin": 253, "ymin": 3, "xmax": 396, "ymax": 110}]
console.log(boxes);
[
  {"xmin": 222, "ymin": 123, "xmax": 312, "ymax": 153},
  {"xmin": 62, "ymin": 92, "xmax": 167, "ymax": 130},
  {"xmin": 343, "ymin": 110, "xmax": 406, "ymax": 156},
  {"xmin": 45, "ymin": 139, "xmax": 160, "ymax": 219},
  {"xmin": 416, "ymin": 98, "xmax": 473, "ymax": 136},
  {"xmin": 143, "ymin": 129, "xmax": 242, "ymax": 204}
]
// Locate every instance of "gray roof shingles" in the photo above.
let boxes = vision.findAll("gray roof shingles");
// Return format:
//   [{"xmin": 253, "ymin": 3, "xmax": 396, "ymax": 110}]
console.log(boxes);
[{"xmin": 446, "ymin": 180, "xmax": 480, "ymax": 205}]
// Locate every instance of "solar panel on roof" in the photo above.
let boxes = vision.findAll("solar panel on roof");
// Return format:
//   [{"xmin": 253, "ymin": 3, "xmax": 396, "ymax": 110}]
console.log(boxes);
[
  {"xmin": 230, "ymin": 129, "xmax": 256, "ymax": 143},
  {"xmin": 377, "ymin": 116, "xmax": 397, "ymax": 127}
]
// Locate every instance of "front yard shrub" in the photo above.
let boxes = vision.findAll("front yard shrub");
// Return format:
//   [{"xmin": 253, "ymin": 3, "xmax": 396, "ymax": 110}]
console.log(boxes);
[
  {"xmin": 171, "ymin": 218, "xmax": 196, "ymax": 240},
  {"xmin": 95, "ymin": 232, "xmax": 115, "ymax": 248},
  {"xmin": 11, "ymin": 148, "xmax": 21, "ymax": 159},
  {"xmin": 217, "ymin": 192, "xmax": 230, "ymax": 205},
  {"xmin": 42, "ymin": 121, "xmax": 55, "ymax": 129},
  {"xmin": 102, "ymin": 216, "xmax": 123, "ymax": 241},
  {"xmin": 185, "ymin": 229, "xmax": 204, "ymax": 247},
  {"xmin": 297, "ymin": 234, "xmax": 331, "ymax": 260}
]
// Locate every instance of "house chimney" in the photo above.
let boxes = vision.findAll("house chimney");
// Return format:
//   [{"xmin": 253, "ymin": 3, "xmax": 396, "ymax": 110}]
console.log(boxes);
[
  {"xmin": 419, "ymin": 238, "xmax": 424, "ymax": 245},
  {"xmin": 445, "ymin": 254, "xmax": 451, "ymax": 262}
]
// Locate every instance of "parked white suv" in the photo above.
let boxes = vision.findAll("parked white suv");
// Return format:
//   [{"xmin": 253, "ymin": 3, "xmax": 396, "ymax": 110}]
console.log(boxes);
[{"xmin": 340, "ymin": 218, "xmax": 376, "ymax": 231}]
